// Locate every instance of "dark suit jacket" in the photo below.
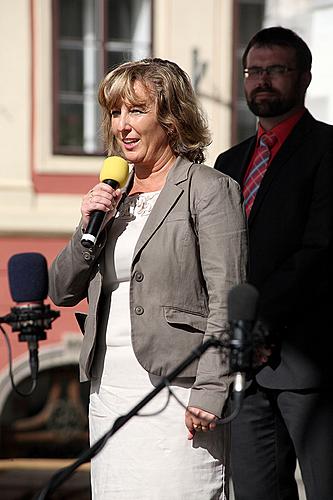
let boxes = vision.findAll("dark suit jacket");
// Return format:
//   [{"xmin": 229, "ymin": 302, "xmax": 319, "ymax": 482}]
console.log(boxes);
[{"xmin": 215, "ymin": 110, "xmax": 333, "ymax": 390}]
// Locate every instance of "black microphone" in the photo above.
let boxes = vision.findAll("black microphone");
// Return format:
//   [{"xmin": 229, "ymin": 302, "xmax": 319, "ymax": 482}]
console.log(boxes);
[
  {"xmin": 81, "ymin": 156, "xmax": 129, "ymax": 248},
  {"xmin": 0, "ymin": 253, "xmax": 60, "ymax": 381},
  {"xmin": 228, "ymin": 283, "xmax": 259, "ymax": 401}
]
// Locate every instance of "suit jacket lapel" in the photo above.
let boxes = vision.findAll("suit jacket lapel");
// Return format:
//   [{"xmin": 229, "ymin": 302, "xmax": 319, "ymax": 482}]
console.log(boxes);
[
  {"xmin": 231, "ymin": 138, "xmax": 256, "ymax": 185},
  {"xmin": 240, "ymin": 138, "xmax": 256, "ymax": 182},
  {"xmin": 249, "ymin": 111, "xmax": 315, "ymax": 224}
]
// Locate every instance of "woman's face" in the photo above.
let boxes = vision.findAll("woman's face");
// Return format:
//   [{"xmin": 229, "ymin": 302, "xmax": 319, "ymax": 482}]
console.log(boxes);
[{"xmin": 110, "ymin": 80, "xmax": 174, "ymax": 168}]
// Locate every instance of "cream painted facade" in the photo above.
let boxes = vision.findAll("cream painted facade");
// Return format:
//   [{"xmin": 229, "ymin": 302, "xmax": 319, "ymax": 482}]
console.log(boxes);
[
  {"xmin": 0, "ymin": 0, "xmax": 234, "ymax": 238},
  {"xmin": 2, "ymin": 0, "xmax": 333, "ymax": 238}
]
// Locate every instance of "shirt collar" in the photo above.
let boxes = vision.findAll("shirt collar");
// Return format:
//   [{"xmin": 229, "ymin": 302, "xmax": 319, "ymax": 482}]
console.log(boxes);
[{"xmin": 257, "ymin": 108, "xmax": 306, "ymax": 146}]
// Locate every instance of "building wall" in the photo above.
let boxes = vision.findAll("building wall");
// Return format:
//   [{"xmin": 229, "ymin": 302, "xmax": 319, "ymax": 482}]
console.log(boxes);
[
  {"xmin": 154, "ymin": 0, "xmax": 234, "ymax": 162},
  {"xmin": 265, "ymin": 0, "xmax": 333, "ymax": 125}
]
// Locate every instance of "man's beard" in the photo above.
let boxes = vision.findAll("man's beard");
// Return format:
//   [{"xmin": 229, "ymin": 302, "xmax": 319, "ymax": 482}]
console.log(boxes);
[{"xmin": 246, "ymin": 89, "xmax": 299, "ymax": 118}]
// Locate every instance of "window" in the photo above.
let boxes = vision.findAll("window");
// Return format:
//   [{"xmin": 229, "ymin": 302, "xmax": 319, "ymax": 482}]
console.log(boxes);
[{"xmin": 53, "ymin": 0, "xmax": 152, "ymax": 155}]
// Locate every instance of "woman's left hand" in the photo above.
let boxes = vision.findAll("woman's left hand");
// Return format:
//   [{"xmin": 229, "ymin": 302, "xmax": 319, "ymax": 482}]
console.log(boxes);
[{"xmin": 185, "ymin": 406, "xmax": 217, "ymax": 440}]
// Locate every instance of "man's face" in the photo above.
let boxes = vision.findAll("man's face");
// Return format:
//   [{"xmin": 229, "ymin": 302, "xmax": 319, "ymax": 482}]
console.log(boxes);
[{"xmin": 244, "ymin": 45, "xmax": 310, "ymax": 118}]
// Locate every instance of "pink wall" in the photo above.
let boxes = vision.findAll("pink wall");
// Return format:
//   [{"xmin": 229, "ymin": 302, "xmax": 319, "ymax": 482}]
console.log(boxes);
[{"xmin": 0, "ymin": 236, "xmax": 87, "ymax": 372}]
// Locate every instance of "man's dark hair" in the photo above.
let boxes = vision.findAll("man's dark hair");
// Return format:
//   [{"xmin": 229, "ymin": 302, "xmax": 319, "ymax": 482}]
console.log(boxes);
[{"xmin": 242, "ymin": 26, "xmax": 312, "ymax": 72}]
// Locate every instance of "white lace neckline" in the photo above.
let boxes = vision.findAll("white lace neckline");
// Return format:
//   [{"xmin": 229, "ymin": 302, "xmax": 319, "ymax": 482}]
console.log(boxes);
[{"xmin": 117, "ymin": 191, "xmax": 161, "ymax": 219}]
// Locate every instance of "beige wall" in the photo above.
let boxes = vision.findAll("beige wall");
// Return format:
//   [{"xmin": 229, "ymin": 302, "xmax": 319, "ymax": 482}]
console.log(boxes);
[
  {"xmin": 0, "ymin": 1, "xmax": 84, "ymax": 235},
  {"xmin": 0, "ymin": 1, "xmax": 33, "ymax": 193},
  {"xmin": 154, "ymin": 0, "xmax": 233, "ymax": 165}
]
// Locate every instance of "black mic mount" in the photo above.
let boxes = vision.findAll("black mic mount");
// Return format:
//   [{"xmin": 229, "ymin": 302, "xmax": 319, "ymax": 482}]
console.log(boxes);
[
  {"xmin": 0, "ymin": 304, "xmax": 60, "ymax": 383},
  {"xmin": 1, "ymin": 304, "xmax": 59, "ymax": 341}
]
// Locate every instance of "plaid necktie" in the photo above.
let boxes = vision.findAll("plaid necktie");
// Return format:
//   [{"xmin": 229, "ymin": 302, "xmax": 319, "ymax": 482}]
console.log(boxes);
[{"xmin": 243, "ymin": 131, "xmax": 277, "ymax": 217}]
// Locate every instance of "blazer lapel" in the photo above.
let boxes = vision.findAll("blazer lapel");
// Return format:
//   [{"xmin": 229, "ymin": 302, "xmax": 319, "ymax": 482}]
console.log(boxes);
[{"xmin": 132, "ymin": 157, "xmax": 191, "ymax": 263}]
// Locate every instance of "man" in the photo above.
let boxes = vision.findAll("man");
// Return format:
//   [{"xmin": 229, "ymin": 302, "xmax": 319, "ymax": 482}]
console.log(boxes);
[{"xmin": 215, "ymin": 27, "xmax": 333, "ymax": 500}]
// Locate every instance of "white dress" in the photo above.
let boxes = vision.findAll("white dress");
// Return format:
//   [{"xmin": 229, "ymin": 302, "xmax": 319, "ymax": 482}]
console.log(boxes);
[{"xmin": 89, "ymin": 191, "xmax": 229, "ymax": 499}]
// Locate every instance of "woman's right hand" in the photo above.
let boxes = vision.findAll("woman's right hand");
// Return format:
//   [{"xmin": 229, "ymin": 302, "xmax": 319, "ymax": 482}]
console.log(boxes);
[
  {"xmin": 81, "ymin": 182, "xmax": 122, "ymax": 231},
  {"xmin": 185, "ymin": 407, "xmax": 217, "ymax": 440}
]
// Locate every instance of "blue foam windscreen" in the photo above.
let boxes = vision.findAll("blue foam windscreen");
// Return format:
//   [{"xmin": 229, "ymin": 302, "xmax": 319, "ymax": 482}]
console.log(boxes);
[{"xmin": 8, "ymin": 252, "xmax": 49, "ymax": 303}]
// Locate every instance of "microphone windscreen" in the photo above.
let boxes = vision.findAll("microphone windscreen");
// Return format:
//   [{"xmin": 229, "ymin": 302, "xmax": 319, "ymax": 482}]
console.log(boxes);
[
  {"xmin": 228, "ymin": 283, "xmax": 259, "ymax": 322},
  {"xmin": 8, "ymin": 252, "xmax": 48, "ymax": 303},
  {"xmin": 99, "ymin": 156, "xmax": 129, "ymax": 187}
]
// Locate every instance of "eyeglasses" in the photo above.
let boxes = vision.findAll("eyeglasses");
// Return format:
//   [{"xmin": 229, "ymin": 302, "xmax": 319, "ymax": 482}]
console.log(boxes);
[{"xmin": 244, "ymin": 65, "xmax": 296, "ymax": 79}]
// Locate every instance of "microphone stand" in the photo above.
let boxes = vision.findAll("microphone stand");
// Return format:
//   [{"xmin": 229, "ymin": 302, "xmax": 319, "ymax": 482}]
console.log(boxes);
[{"xmin": 35, "ymin": 336, "xmax": 225, "ymax": 499}]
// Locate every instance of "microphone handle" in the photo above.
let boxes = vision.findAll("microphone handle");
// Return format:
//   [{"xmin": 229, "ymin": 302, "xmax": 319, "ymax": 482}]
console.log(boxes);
[
  {"xmin": 81, "ymin": 211, "xmax": 106, "ymax": 248},
  {"xmin": 103, "ymin": 179, "xmax": 120, "ymax": 189},
  {"xmin": 81, "ymin": 178, "xmax": 120, "ymax": 248}
]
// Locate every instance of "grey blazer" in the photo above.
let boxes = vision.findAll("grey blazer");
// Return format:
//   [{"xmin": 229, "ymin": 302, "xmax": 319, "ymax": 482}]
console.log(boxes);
[{"xmin": 49, "ymin": 157, "xmax": 247, "ymax": 417}]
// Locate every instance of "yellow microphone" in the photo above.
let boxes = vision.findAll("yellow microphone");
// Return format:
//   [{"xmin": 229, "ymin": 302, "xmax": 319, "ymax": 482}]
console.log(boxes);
[
  {"xmin": 81, "ymin": 156, "xmax": 129, "ymax": 248},
  {"xmin": 99, "ymin": 156, "xmax": 129, "ymax": 187}
]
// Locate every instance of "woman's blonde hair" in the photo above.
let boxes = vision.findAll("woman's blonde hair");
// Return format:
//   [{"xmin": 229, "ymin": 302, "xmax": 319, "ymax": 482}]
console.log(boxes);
[{"xmin": 98, "ymin": 58, "xmax": 211, "ymax": 163}]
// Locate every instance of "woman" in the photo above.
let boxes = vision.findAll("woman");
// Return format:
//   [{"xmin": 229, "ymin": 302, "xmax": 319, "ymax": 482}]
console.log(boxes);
[{"xmin": 49, "ymin": 58, "xmax": 247, "ymax": 499}]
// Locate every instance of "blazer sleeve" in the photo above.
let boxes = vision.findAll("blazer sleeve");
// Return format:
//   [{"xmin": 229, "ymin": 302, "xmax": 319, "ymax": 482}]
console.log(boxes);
[
  {"xmin": 48, "ymin": 222, "xmax": 107, "ymax": 307},
  {"xmin": 187, "ymin": 171, "xmax": 248, "ymax": 417}
]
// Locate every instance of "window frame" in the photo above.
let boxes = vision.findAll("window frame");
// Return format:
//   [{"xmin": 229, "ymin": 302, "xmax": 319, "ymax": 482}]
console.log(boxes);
[{"xmin": 52, "ymin": 0, "xmax": 153, "ymax": 156}]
